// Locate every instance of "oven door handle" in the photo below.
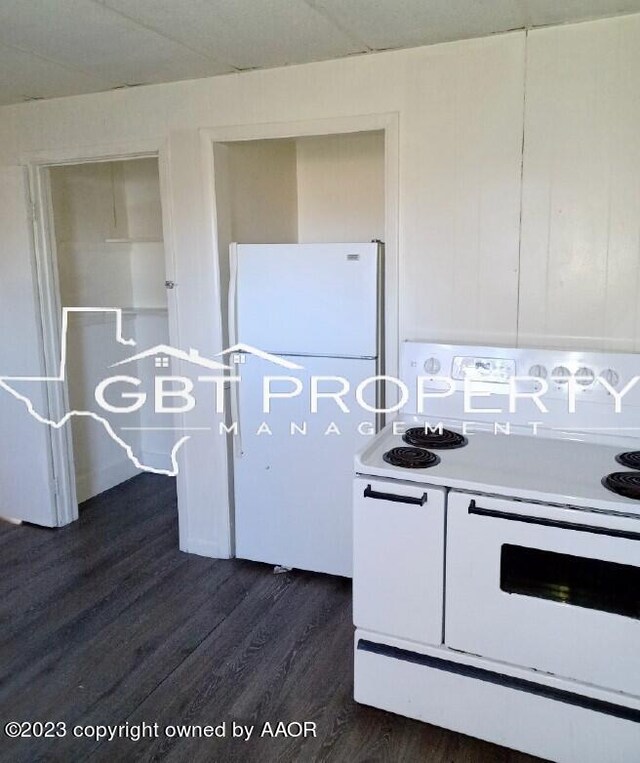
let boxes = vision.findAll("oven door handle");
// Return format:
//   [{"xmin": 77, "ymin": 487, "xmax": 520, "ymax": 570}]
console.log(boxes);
[
  {"xmin": 468, "ymin": 500, "xmax": 640, "ymax": 541},
  {"xmin": 364, "ymin": 484, "xmax": 428, "ymax": 506}
]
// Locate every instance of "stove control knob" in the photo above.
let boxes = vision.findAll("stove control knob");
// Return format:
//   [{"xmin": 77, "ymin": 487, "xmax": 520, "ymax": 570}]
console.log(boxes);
[
  {"xmin": 423, "ymin": 357, "xmax": 441, "ymax": 375},
  {"xmin": 575, "ymin": 367, "xmax": 595, "ymax": 387},
  {"xmin": 551, "ymin": 365, "xmax": 571, "ymax": 385},
  {"xmin": 601, "ymin": 368, "xmax": 619, "ymax": 388},
  {"xmin": 528, "ymin": 364, "xmax": 547, "ymax": 379}
]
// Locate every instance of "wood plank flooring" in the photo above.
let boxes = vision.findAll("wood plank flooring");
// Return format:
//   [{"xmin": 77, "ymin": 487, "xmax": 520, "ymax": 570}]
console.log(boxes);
[{"xmin": 0, "ymin": 474, "xmax": 540, "ymax": 762}]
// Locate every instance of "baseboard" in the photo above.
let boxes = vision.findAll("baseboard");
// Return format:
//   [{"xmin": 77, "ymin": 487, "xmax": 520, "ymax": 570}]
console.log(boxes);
[{"xmin": 76, "ymin": 459, "xmax": 140, "ymax": 503}]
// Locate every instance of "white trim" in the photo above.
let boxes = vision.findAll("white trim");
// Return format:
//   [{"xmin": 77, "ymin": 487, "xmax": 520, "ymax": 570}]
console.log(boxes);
[
  {"xmin": 200, "ymin": 113, "xmax": 401, "ymax": 558},
  {"xmin": 157, "ymin": 137, "xmax": 195, "ymax": 554},
  {"xmin": 199, "ymin": 113, "xmax": 399, "ymax": 145},
  {"xmin": 226, "ymin": 243, "xmax": 242, "ymax": 460},
  {"xmin": 382, "ymin": 116, "xmax": 400, "ymax": 401},
  {"xmin": 195, "ymin": 131, "xmax": 233, "ymax": 558},
  {"xmin": 20, "ymin": 140, "xmax": 162, "ymax": 167},
  {"xmin": 27, "ymin": 146, "xmax": 180, "ymax": 529},
  {"xmin": 201, "ymin": 112, "xmax": 400, "ymax": 372},
  {"xmin": 29, "ymin": 164, "xmax": 78, "ymax": 525}
]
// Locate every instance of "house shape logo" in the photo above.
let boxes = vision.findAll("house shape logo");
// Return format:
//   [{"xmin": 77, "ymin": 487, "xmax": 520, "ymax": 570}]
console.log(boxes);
[
  {"xmin": 111, "ymin": 344, "xmax": 231, "ymax": 372},
  {"xmin": 217, "ymin": 343, "xmax": 303, "ymax": 370},
  {"xmin": 0, "ymin": 309, "xmax": 304, "ymax": 479},
  {"xmin": 0, "ymin": 308, "xmax": 231, "ymax": 477}
]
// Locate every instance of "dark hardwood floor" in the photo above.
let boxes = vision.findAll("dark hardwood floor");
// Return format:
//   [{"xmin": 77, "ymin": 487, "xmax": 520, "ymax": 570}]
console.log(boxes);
[{"xmin": 0, "ymin": 474, "xmax": 540, "ymax": 762}]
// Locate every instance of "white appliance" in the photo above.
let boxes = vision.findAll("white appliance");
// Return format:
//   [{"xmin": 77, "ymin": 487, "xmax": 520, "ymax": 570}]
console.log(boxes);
[
  {"xmin": 230, "ymin": 242, "xmax": 383, "ymax": 577},
  {"xmin": 353, "ymin": 341, "xmax": 640, "ymax": 763}
]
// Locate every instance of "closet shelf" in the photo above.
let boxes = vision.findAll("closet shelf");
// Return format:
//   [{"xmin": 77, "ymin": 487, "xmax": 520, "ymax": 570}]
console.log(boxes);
[
  {"xmin": 104, "ymin": 237, "xmax": 163, "ymax": 244},
  {"xmin": 121, "ymin": 307, "xmax": 168, "ymax": 315}
]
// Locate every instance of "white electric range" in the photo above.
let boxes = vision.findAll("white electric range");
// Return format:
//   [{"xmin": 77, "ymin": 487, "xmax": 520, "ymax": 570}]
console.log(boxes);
[{"xmin": 353, "ymin": 341, "xmax": 640, "ymax": 763}]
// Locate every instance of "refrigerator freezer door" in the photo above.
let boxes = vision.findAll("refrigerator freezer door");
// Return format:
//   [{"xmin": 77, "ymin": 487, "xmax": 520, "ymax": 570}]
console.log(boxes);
[
  {"xmin": 233, "ymin": 354, "xmax": 378, "ymax": 576},
  {"xmin": 234, "ymin": 242, "xmax": 380, "ymax": 358}
]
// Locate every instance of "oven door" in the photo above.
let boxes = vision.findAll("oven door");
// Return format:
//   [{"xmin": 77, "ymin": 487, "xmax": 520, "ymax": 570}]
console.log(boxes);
[
  {"xmin": 353, "ymin": 477, "xmax": 446, "ymax": 645},
  {"xmin": 445, "ymin": 491, "xmax": 640, "ymax": 696}
]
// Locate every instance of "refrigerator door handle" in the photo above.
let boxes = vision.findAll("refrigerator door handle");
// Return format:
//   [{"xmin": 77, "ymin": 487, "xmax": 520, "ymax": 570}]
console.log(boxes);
[{"xmin": 228, "ymin": 243, "xmax": 242, "ymax": 458}]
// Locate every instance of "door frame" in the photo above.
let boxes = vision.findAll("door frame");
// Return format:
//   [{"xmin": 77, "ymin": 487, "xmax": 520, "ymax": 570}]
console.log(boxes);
[
  {"xmin": 25, "ymin": 141, "xmax": 178, "ymax": 526},
  {"xmin": 200, "ymin": 113, "xmax": 400, "ymax": 555},
  {"xmin": 200, "ymin": 112, "xmax": 400, "ymax": 382}
]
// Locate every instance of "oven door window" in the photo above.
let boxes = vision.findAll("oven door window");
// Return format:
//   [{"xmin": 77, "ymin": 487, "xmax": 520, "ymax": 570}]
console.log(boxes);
[{"xmin": 500, "ymin": 544, "xmax": 640, "ymax": 619}]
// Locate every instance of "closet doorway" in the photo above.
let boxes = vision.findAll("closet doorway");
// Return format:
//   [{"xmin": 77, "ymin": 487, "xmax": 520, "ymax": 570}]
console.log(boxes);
[{"xmin": 45, "ymin": 156, "xmax": 172, "ymax": 511}]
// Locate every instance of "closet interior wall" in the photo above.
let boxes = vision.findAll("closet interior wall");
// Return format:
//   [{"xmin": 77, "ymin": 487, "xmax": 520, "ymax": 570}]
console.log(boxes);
[{"xmin": 50, "ymin": 157, "xmax": 170, "ymax": 502}]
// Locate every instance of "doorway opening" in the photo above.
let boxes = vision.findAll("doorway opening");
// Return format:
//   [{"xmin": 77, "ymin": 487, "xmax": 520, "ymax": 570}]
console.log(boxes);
[
  {"xmin": 46, "ymin": 157, "xmax": 171, "ymax": 507},
  {"xmin": 211, "ymin": 130, "xmax": 386, "ymax": 349},
  {"xmin": 204, "ymin": 123, "xmax": 395, "ymax": 563}
]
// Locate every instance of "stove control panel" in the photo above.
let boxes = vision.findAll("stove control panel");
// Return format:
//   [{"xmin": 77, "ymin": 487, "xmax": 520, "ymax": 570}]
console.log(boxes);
[
  {"xmin": 401, "ymin": 342, "xmax": 640, "ymax": 404},
  {"xmin": 400, "ymin": 342, "xmax": 640, "ymax": 435},
  {"xmin": 452, "ymin": 355, "xmax": 516, "ymax": 384}
]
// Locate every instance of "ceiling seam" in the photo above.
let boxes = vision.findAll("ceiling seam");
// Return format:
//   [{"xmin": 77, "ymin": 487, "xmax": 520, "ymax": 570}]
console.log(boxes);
[
  {"xmin": 301, "ymin": 0, "xmax": 372, "ymax": 51},
  {"xmin": 88, "ymin": 0, "xmax": 241, "ymax": 72},
  {"xmin": 0, "ymin": 38, "xmax": 116, "ymax": 88}
]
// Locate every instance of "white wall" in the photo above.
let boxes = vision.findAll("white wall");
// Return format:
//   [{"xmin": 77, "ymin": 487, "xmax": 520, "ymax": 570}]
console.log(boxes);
[
  {"xmin": 50, "ymin": 160, "xmax": 167, "ymax": 309},
  {"xmin": 64, "ymin": 313, "xmax": 141, "ymax": 502},
  {"xmin": 50, "ymin": 159, "xmax": 170, "ymax": 502},
  {"xmin": 226, "ymin": 139, "xmax": 299, "ymax": 245},
  {"xmin": 519, "ymin": 16, "xmax": 640, "ymax": 350},
  {"xmin": 296, "ymin": 131, "xmax": 385, "ymax": 243},
  {"xmin": 214, "ymin": 131, "xmax": 386, "ymax": 344},
  {"xmin": 213, "ymin": 138, "xmax": 299, "ymax": 344},
  {"xmin": 1, "ymin": 15, "xmax": 639, "ymax": 552},
  {"xmin": 121, "ymin": 158, "xmax": 164, "ymax": 240},
  {"xmin": 50, "ymin": 162, "xmax": 133, "ymax": 307},
  {"xmin": 133, "ymin": 311, "xmax": 171, "ymax": 470}
]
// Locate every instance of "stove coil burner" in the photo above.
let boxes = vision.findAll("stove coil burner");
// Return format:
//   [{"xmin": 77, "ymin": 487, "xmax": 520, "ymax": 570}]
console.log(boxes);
[
  {"xmin": 602, "ymin": 472, "xmax": 640, "ymax": 500},
  {"xmin": 383, "ymin": 446, "xmax": 441, "ymax": 469},
  {"xmin": 615, "ymin": 451, "xmax": 640, "ymax": 470},
  {"xmin": 402, "ymin": 427, "xmax": 468, "ymax": 450}
]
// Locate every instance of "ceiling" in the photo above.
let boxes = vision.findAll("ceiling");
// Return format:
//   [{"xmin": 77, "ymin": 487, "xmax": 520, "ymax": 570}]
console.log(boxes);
[{"xmin": 1, "ymin": 0, "xmax": 640, "ymax": 106}]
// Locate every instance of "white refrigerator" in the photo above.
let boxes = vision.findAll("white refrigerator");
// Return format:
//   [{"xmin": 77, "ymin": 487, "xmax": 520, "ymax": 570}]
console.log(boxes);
[{"xmin": 229, "ymin": 242, "xmax": 383, "ymax": 577}]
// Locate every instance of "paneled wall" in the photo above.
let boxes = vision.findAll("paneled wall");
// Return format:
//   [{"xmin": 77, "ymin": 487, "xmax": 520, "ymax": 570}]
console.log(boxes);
[
  {"xmin": 1, "ymin": 29, "xmax": 528, "ymax": 357},
  {"xmin": 400, "ymin": 37, "xmax": 525, "ymax": 344},
  {"xmin": 2, "ymin": 15, "xmax": 640, "ymax": 549},
  {"xmin": 519, "ymin": 15, "xmax": 640, "ymax": 350}
]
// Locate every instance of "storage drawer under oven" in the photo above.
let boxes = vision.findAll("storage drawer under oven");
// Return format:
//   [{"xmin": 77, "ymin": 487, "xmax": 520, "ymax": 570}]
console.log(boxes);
[
  {"xmin": 445, "ymin": 491, "xmax": 640, "ymax": 696},
  {"xmin": 353, "ymin": 477, "xmax": 446, "ymax": 645}
]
